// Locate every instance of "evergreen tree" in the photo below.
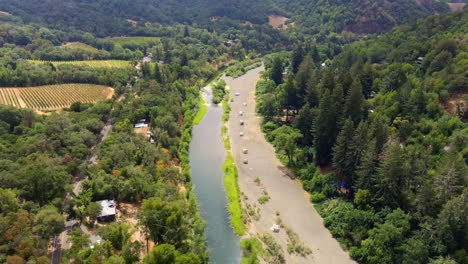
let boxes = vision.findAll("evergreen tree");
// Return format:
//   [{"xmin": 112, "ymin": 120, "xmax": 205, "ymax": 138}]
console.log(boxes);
[
  {"xmin": 321, "ymin": 67, "xmax": 335, "ymax": 92},
  {"xmin": 369, "ymin": 114, "xmax": 389, "ymax": 155},
  {"xmin": 305, "ymin": 69, "xmax": 319, "ymax": 107},
  {"xmin": 311, "ymin": 45, "xmax": 321, "ymax": 64},
  {"xmin": 270, "ymin": 57, "xmax": 284, "ymax": 85},
  {"xmin": 344, "ymin": 79, "xmax": 365, "ymax": 124},
  {"xmin": 355, "ymin": 139, "xmax": 378, "ymax": 191},
  {"xmin": 360, "ymin": 63, "xmax": 374, "ymax": 98},
  {"xmin": 295, "ymin": 103, "xmax": 314, "ymax": 146},
  {"xmin": 332, "ymin": 119, "xmax": 356, "ymax": 196},
  {"xmin": 374, "ymin": 142, "xmax": 407, "ymax": 208},
  {"xmin": 295, "ymin": 55, "xmax": 314, "ymax": 106},
  {"xmin": 290, "ymin": 45, "xmax": 304, "ymax": 74},
  {"xmin": 314, "ymin": 90, "xmax": 339, "ymax": 165}
]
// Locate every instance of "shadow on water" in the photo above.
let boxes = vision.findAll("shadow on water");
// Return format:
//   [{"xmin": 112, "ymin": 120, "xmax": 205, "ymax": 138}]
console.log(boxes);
[{"xmin": 189, "ymin": 86, "xmax": 241, "ymax": 264}]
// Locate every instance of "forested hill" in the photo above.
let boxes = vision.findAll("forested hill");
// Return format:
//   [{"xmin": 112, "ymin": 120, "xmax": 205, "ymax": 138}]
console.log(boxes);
[
  {"xmin": 0, "ymin": 0, "xmax": 272, "ymax": 36},
  {"xmin": 276, "ymin": 0, "xmax": 450, "ymax": 34},
  {"xmin": 0, "ymin": 0, "xmax": 450, "ymax": 36}
]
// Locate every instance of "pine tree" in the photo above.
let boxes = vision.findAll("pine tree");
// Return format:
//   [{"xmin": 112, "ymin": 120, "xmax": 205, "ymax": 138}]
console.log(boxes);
[
  {"xmin": 369, "ymin": 114, "xmax": 389, "ymax": 155},
  {"xmin": 360, "ymin": 63, "xmax": 373, "ymax": 99},
  {"xmin": 290, "ymin": 45, "xmax": 304, "ymax": 74},
  {"xmin": 294, "ymin": 55, "xmax": 314, "ymax": 106},
  {"xmin": 355, "ymin": 139, "xmax": 378, "ymax": 191},
  {"xmin": 344, "ymin": 79, "xmax": 365, "ymax": 124},
  {"xmin": 311, "ymin": 45, "xmax": 320, "ymax": 64},
  {"xmin": 332, "ymin": 118, "xmax": 355, "ymax": 196},
  {"xmin": 321, "ymin": 67, "xmax": 335, "ymax": 92},
  {"xmin": 295, "ymin": 103, "xmax": 314, "ymax": 146},
  {"xmin": 305, "ymin": 69, "xmax": 319, "ymax": 107},
  {"xmin": 314, "ymin": 90, "xmax": 339, "ymax": 165},
  {"xmin": 374, "ymin": 142, "xmax": 407, "ymax": 208},
  {"xmin": 270, "ymin": 57, "xmax": 284, "ymax": 85}
]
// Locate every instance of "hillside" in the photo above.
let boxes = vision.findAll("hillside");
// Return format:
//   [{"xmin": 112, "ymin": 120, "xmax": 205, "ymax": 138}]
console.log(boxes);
[
  {"xmin": 275, "ymin": 0, "xmax": 450, "ymax": 34},
  {"xmin": 0, "ymin": 0, "xmax": 449, "ymax": 36}
]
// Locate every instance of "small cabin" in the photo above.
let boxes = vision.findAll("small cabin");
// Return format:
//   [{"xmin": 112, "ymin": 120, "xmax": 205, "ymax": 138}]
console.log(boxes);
[{"xmin": 96, "ymin": 200, "xmax": 116, "ymax": 222}]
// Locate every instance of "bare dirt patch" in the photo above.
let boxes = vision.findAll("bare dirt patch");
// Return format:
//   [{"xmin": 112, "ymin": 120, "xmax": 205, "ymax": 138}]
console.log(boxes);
[
  {"xmin": 134, "ymin": 126, "xmax": 149, "ymax": 136},
  {"xmin": 441, "ymin": 90, "xmax": 467, "ymax": 121},
  {"xmin": 0, "ymin": 11, "xmax": 11, "ymax": 16},
  {"xmin": 448, "ymin": 3, "xmax": 466, "ymax": 12},
  {"xmin": 106, "ymin": 87, "xmax": 115, "ymax": 99},
  {"xmin": 268, "ymin": 15, "xmax": 290, "ymax": 29},
  {"xmin": 117, "ymin": 203, "xmax": 153, "ymax": 257}
]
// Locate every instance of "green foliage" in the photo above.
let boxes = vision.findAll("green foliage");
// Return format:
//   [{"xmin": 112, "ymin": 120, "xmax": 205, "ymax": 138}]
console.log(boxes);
[
  {"xmin": 258, "ymin": 195, "xmax": 270, "ymax": 204},
  {"xmin": 212, "ymin": 80, "xmax": 226, "ymax": 104},
  {"xmin": 223, "ymin": 154, "xmax": 246, "ymax": 235}
]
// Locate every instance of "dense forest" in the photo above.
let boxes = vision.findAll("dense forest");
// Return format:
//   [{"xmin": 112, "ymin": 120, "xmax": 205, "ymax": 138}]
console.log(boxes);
[
  {"xmin": 256, "ymin": 10, "xmax": 467, "ymax": 264},
  {"xmin": 0, "ymin": 0, "xmax": 466, "ymax": 263},
  {"xmin": 0, "ymin": 0, "xmax": 449, "ymax": 36}
]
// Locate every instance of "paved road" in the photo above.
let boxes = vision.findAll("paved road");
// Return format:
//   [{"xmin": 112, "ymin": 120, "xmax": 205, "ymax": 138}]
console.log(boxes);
[{"xmin": 225, "ymin": 67, "xmax": 355, "ymax": 264}]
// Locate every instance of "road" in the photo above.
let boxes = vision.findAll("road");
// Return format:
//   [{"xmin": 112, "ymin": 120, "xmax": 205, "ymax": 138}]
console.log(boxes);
[
  {"xmin": 225, "ymin": 67, "xmax": 355, "ymax": 264},
  {"xmin": 51, "ymin": 119, "xmax": 113, "ymax": 264}
]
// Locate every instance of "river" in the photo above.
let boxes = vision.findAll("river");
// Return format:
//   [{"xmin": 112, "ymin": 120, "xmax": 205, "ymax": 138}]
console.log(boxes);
[{"xmin": 189, "ymin": 85, "xmax": 241, "ymax": 264}]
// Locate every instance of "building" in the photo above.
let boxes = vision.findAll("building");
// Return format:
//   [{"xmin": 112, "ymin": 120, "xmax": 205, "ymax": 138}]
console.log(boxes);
[{"xmin": 96, "ymin": 200, "xmax": 116, "ymax": 222}]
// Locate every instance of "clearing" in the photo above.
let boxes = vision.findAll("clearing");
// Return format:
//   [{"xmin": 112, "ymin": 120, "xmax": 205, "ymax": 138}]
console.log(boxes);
[
  {"xmin": 61, "ymin": 42, "xmax": 100, "ymax": 52},
  {"xmin": 28, "ymin": 59, "xmax": 131, "ymax": 68},
  {"xmin": 105, "ymin": 37, "xmax": 160, "ymax": 46},
  {"xmin": 268, "ymin": 15, "xmax": 291, "ymax": 29},
  {"xmin": 0, "ymin": 84, "xmax": 113, "ymax": 110},
  {"xmin": 448, "ymin": 3, "xmax": 466, "ymax": 12}
]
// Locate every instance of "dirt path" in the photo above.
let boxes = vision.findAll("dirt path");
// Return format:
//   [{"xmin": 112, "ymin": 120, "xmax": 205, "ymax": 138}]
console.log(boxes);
[{"xmin": 224, "ymin": 67, "xmax": 355, "ymax": 264}]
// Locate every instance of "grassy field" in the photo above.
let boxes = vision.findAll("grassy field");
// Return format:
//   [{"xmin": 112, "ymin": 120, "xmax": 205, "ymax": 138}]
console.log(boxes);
[
  {"xmin": 61, "ymin": 42, "xmax": 100, "ymax": 52},
  {"xmin": 106, "ymin": 37, "xmax": 160, "ymax": 46},
  {"xmin": 0, "ymin": 84, "xmax": 113, "ymax": 110},
  {"xmin": 28, "ymin": 60, "xmax": 131, "ymax": 68}
]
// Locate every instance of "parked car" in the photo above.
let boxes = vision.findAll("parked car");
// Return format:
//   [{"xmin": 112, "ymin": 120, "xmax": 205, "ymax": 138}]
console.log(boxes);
[
  {"xmin": 240, "ymin": 132, "xmax": 244, "ymax": 136},
  {"xmin": 240, "ymin": 120, "xmax": 244, "ymax": 125},
  {"xmin": 235, "ymin": 92, "xmax": 240, "ymax": 96}
]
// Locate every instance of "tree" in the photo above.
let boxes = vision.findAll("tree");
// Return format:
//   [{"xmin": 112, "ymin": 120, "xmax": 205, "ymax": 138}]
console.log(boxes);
[
  {"xmin": 294, "ymin": 55, "xmax": 314, "ymax": 105},
  {"xmin": 433, "ymin": 152, "xmax": 467, "ymax": 207},
  {"xmin": 144, "ymin": 244, "xmax": 176, "ymax": 264},
  {"xmin": 290, "ymin": 45, "xmax": 304, "ymax": 74},
  {"xmin": 270, "ymin": 57, "xmax": 283, "ymax": 85},
  {"xmin": 271, "ymin": 126, "xmax": 302, "ymax": 164},
  {"xmin": 436, "ymin": 189, "xmax": 468, "ymax": 253},
  {"xmin": 374, "ymin": 142, "xmax": 407, "ymax": 208},
  {"xmin": 314, "ymin": 90, "xmax": 339, "ymax": 165},
  {"xmin": 139, "ymin": 198, "xmax": 188, "ymax": 247},
  {"xmin": 332, "ymin": 119, "xmax": 355, "ymax": 196},
  {"xmin": 0, "ymin": 188, "xmax": 19, "ymax": 214},
  {"xmin": 85, "ymin": 202, "xmax": 102, "ymax": 223},
  {"xmin": 343, "ymin": 79, "xmax": 365, "ymax": 124},
  {"xmin": 33, "ymin": 206, "xmax": 65, "ymax": 239},
  {"xmin": 295, "ymin": 104, "xmax": 315, "ymax": 146},
  {"xmin": 350, "ymin": 209, "xmax": 411, "ymax": 264},
  {"xmin": 98, "ymin": 222, "xmax": 132, "ymax": 250}
]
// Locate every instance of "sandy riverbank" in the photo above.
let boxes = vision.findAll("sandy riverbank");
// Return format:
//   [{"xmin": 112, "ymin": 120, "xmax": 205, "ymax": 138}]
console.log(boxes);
[{"xmin": 224, "ymin": 67, "xmax": 355, "ymax": 264}]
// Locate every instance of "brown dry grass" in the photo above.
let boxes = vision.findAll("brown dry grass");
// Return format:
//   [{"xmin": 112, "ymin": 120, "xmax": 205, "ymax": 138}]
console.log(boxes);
[
  {"xmin": 268, "ymin": 15, "xmax": 290, "ymax": 29},
  {"xmin": 448, "ymin": 3, "xmax": 466, "ymax": 12}
]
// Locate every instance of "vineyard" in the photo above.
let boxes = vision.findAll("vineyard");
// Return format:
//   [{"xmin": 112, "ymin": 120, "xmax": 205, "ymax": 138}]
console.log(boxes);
[
  {"xmin": 27, "ymin": 60, "xmax": 131, "ymax": 68},
  {"xmin": 0, "ymin": 84, "xmax": 114, "ymax": 110},
  {"xmin": 61, "ymin": 42, "xmax": 100, "ymax": 52},
  {"xmin": 107, "ymin": 36, "xmax": 160, "ymax": 46}
]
